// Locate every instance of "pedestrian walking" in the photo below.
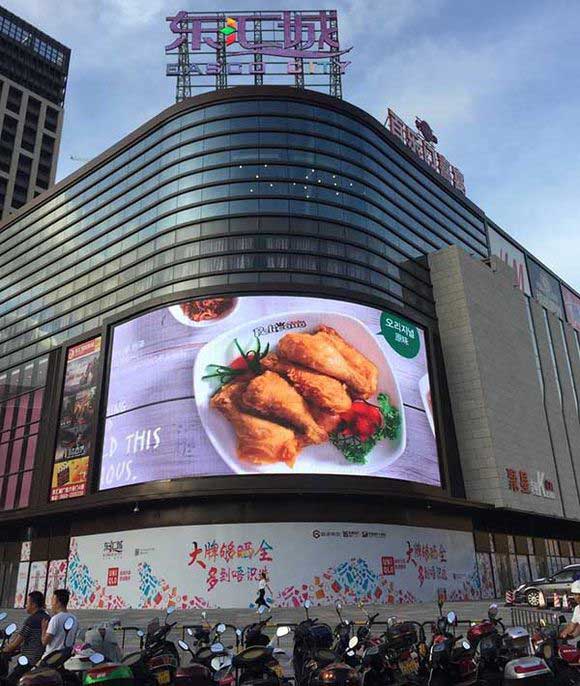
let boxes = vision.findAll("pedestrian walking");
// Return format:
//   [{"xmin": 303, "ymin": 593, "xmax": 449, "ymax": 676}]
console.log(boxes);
[{"xmin": 255, "ymin": 571, "xmax": 273, "ymax": 611}]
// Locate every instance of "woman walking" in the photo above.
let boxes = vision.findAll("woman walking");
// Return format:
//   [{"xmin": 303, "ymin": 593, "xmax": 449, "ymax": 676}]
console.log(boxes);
[{"xmin": 255, "ymin": 571, "xmax": 273, "ymax": 611}]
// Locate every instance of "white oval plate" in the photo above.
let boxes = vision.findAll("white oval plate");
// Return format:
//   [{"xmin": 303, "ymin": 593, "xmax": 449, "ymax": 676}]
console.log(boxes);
[
  {"xmin": 193, "ymin": 311, "xmax": 406, "ymax": 475},
  {"xmin": 168, "ymin": 298, "xmax": 239, "ymax": 328},
  {"xmin": 419, "ymin": 373, "xmax": 435, "ymax": 437}
]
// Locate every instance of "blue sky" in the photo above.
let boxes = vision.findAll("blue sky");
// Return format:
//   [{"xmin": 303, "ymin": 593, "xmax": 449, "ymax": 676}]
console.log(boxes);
[{"xmin": 9, "ymin": 0, "xmax": 579, "ymax": 290}]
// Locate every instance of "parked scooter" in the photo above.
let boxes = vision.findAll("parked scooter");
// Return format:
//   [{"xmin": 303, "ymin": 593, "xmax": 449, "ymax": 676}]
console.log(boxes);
[
  {"xmin": 176, "ymin": 638, "xmax": 228, "ymax": 686},
  {"xmin": 293, "ymin": 601, "xmax": 334, "ymax": 686},
  {"xmin": 316, "ymin": 636, "xmax": 361, "ymax": 686},
  {"xmin": 0, "ymin": 616, "xmax": 19, "ymax": 679},
  {"xmin": 19, "ymin": 616, "xmax": 79, "ymax": 686},
  {"xmin": 427, "ymin": 611, "xmax": 477, "ymax": 686},
  {"xmin": 532, "ymin": 615, "xmax": 578, "ymax": 684},
  {"xmin": 114, "ymin": 607, "xmax": 179, "ymax": 685},
  {"xmin": 232, "ymin": 626, "xmax": 291, "ymax": 686}
]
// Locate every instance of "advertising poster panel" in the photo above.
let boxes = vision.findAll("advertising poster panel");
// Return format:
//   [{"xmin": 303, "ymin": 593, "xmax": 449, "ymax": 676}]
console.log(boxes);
[
  {"xmin": 527, "ymin": 260, "xmax": 565, "ymax": 319},
  {"xmin": 51, "ymin": 337, "xmax": 102, "ymax": 501},
  {"xmin": 28, "ymin": 560, "xmax": 48, "ymax": 594},
  {"xmin": 46, "ymin": 559, "xmax": 68, "ymax": 600},
  {"xmin": 100, "ymin": 296, "xmax": 439, "ymax": 490},
  {"xmin": 13, "ymin": 562, "xmax": 29, "ymax": 608},
  {"xmin": 562, "ymin": 286, "xmax": 580, "ymax": 331},
  {"xmin": 67, "ymin": 522, "xmax": 480, "ymax": 609},
  {"xmin": 488, "ymin": 227, "xmax": 531, "ymax": 295}
]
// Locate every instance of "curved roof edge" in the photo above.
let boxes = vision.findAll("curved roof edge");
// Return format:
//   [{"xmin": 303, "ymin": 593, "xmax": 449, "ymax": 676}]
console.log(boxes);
[{"xmin": 0, "ymin": 86, "xmax": 483, "ymax": 232}]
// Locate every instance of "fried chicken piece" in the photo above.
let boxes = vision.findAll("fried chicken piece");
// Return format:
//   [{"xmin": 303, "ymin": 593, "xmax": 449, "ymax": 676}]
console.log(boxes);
[
  {"xmin": 261, "ymin": 353, "xmax": 352, "ymax": 413},
  {"xmin": 316, "ymin": 325, "xmax": 378, "ymax": 398},
  {"xmin": 211, "ymin": 381, "xmax": 300, "ymax": 466},
  {"xmin": 242, "ymin": 371, "xmax": 327, "ymax": 444},
  {"xmin": 278, "ymin": 331, "xmax": 376, "ymax": 398},
  {"xmin": 307, "ymin": 403, "xmax": 341, "ymax": 434}
]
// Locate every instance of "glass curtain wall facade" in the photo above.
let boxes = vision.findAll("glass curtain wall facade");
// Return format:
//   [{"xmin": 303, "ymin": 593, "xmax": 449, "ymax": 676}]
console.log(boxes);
[{"xmin": 0, "ymin": 88, "xmax": 487, "ymax": 379}]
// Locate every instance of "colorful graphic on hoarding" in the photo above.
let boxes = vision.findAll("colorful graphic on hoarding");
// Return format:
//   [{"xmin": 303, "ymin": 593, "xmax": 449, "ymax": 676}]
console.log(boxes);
[
  {"xmin": 527, "ymin": 260, "xmax": 565, "ymax": 319},
  {"xmin": 46, "ymin": 559, "xmax": 68, "ymax": 600},
  {"xmin": 51, "ymin": 338, "xmax": 101, "ymax": 501},
  {"xmin": 487, "ymin": 227, "xmax": 531, "ymax": 295},
  {"xmin": 67, "ymin": 522, "xmax": 479, "ymax": 609},
  {"xmin": 100, "ymin": 296, "xmax": 439, "ymax": 490},
  {"xmin": 562, "ymin": 286, "xmax": 580, "ymax": 331}
]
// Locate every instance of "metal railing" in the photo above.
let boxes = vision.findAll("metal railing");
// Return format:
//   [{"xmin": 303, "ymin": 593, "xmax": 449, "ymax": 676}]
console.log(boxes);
[{"xmin": 510, "ymin": 606, "xmax": 570, "ymax": 632}]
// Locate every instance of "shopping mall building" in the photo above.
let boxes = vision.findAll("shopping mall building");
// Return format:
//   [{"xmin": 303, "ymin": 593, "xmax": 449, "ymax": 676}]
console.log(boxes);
[{"xmin": 0, "ymin": 85, "xmax": 579, "ymax": 610}]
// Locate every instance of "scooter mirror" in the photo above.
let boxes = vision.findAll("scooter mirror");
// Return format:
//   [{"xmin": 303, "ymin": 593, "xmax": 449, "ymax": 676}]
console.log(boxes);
[
  {"xmin": 90, "ymin": 653, "xmax": 105, "ymax": 665},
  {"xmin": 137, "ymin": 630, "xmax": 144, "ymax": 638},
  {"xmin": 5, "ymin": 623, "xmax": 17, "ymax": 636},
  {"xmin": 276, "ymin": 626, "xmax": 291, "ymax": 638},
  {"xmin": 178, "ymin": 640, "xmax": 190, "ymax": 651},
  {"xmin": 167, "ymin": 607, "xmax": 176, "ymax": 616},
  {"xmin": 304, "ymin": 600, "xmax": 311, "ymax": 609},
  {"xmin": 336, "ymin": 602, "xmax": 342, "ymax": 610},
  {"xmin": 64, "ymin": 617, "xmax": 75, "ymax": 631},
  {"xmin": 348, "ymin": 636, "xmax": 359, "ymax": 649},
  {"xmin": 488, "ymin": 604, "xmax": 499, "ymax": 619},
  {"xmin": 258, "ymin": 606, "xmax": 266, "ymax": 615},
  {"xmin": 0, "ymin": 612, "xmax": 6, "ymax": 622},
  {"xmin": 216, "ymin": 623, "xmax": 226, "ymax": 634},
  {"xmin": 17, "ymin": 656, "xmax": 29, "ymax": 667},
  {"xmin": 461, "ymin": 640, "xmax": 471, "ymax": 651},
  {"xmin": 201, "ymin": 611, "xmax": 207, "ymax": 620},
  {"xmin": 446, "ymin": 611, "xmax": 457, "ymax": 626},
  {"xmin": 211, "ymin": 642, "xmax": 225, "ymax": 653}
]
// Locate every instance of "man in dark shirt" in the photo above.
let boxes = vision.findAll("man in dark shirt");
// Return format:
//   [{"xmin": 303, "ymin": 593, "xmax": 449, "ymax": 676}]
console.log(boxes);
[{"xmin": 2, "ymin": 590, "xmax": 50, "ymax": 682}]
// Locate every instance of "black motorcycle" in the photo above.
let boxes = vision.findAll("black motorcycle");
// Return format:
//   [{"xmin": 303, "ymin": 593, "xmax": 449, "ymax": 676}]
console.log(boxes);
[
  {"xmin": 292, "ymin": 601, "xmax": 335, "ymax": 686},
  {"xmin": 233, "ymin": 625, "xmax": 291, "ymax": 686},
  {"xmin": 121, "ymin": 606, "xmax": 180, "ymax": 685}
]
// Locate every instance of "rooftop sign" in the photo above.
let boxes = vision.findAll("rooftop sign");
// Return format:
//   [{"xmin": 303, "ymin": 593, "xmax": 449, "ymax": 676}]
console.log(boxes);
[
  {"xmin": 385, "ymin": 109, "xmax": 466, "ymax": 194},
  {"xmin": 165, "ymin": 10, "xmax": 351, "ymax": 100}
]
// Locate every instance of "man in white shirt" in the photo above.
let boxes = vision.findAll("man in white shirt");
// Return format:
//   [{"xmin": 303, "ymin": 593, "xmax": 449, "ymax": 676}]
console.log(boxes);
[
  {"xmin": 41, "ymin": 589, "xmax": 78, "ymax": 657},
  {"xmin": 560, "ymin": 580, "xmax": 580, "ymax": 641}
]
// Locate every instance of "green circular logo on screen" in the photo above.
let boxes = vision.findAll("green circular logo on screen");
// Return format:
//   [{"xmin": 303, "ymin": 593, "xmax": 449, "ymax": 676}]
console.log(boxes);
[{"xmin": 380, "ymin": 312, "xmax": 420, "ymax": 359}]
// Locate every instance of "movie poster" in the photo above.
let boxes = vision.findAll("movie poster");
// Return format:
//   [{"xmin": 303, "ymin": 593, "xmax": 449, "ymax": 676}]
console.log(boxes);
[{"xmin": 50, "ymin": 337, "xmax": 101, "ymax": 501}]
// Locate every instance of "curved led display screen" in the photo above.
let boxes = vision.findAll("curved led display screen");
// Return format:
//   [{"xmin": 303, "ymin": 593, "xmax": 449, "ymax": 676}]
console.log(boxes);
[{"xmin": 99, "ymin": 296, "xmax": 440, "ymax": 489}]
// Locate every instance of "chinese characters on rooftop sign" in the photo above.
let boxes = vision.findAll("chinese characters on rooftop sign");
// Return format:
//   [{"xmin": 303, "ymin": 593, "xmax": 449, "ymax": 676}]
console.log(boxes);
[
  {"xmin": 385, "ymin": 109, "xmax": 466, "ymax": 194},
  {"xmin": 165, "ymin": 10, "xmax": 351, "ymax": 96}
]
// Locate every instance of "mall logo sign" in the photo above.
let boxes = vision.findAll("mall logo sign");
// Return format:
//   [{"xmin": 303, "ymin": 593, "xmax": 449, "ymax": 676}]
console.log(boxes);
[
  {"xmin": 166, "ymin": 10, "xmax": 352, "ymax": 77},
  {"xmin": 103, "ymin": 540, "xmax": 124, "ymax": 558},
  {"xmin": 506, "ymin": 468, "xmax": 556, "ymax": 500},
  {"xmin": 385, "ymin": 109, "xmax": 465, "ymax": 194}
]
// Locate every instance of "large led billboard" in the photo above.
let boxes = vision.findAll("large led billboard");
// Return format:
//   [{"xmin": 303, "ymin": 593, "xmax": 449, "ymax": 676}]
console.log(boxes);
[{"xmin": 100, "ymin": 296, "xmax": 440, "ymax": 489}]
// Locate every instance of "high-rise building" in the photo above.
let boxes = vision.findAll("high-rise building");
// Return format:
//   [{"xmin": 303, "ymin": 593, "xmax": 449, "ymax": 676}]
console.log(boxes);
[{"xmin": 0, "ymin": 5, "xmax": 70, "ymax": 220}]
